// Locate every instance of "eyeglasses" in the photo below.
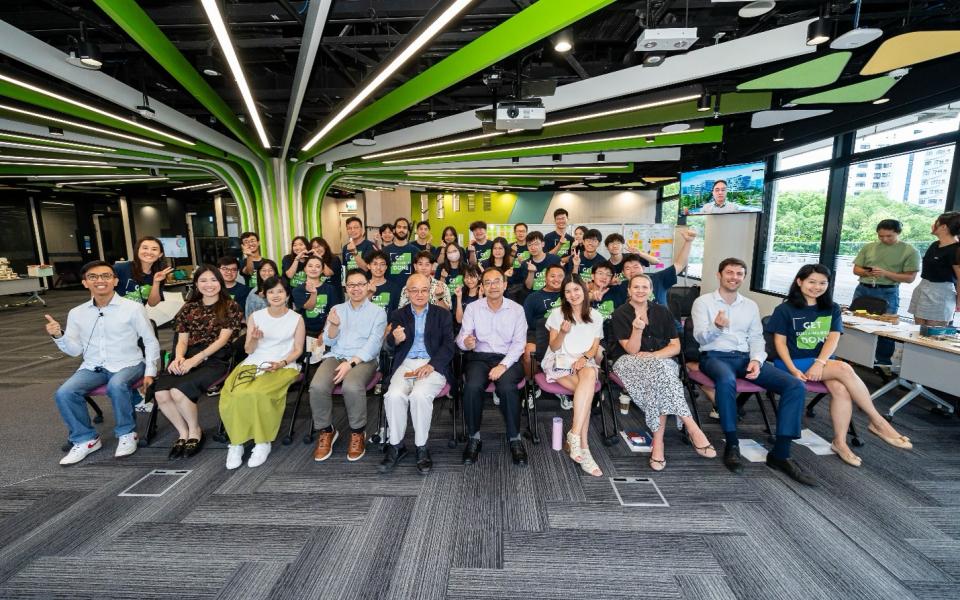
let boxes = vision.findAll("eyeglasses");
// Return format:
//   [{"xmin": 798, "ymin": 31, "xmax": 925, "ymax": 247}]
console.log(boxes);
[
  {"xmin": 482, "ymin": 279, "xmax": 503, "ymax": 286},
  {"xmin": 219, "ymin": 267, "xmax": 239, "ymax": 273},
  {"xmin": 345, "ymin": 282, "xmax": 366, "ymax": 289},
  {"xmin": 230, "ymin": 362, "xmax": 276, "ymax": 391},
  {"xmin": 85, "ymin": 273, "xmax": 115, "ymax": 281},
  {"xmin": 407, "ymin": 287, "xmax": 429, "ymax": 294}
]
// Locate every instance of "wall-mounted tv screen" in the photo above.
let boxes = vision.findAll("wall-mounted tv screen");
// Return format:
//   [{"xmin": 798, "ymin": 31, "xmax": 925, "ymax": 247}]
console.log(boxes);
[
  {"xmin": 679, "ymin": 161, "xmax": 766, "ymax": 216},
  {"xmin": 159, "ymin": 236, "xmax": 190, "ymax": 258}
]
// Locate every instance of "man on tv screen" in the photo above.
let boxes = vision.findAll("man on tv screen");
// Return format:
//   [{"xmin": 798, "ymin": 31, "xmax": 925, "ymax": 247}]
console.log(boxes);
[{"xmin": 698, "ymin": 180, "xmax": 743, "ymax": 214}]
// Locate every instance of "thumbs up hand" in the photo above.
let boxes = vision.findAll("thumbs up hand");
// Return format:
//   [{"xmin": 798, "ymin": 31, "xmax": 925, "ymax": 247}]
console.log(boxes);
[
  {"xmin": 714, "ymin": 309, "xmax": 729, "ymax": 329},
  {"xmin": 44, "ymin": 314, "xmax": 62, "ymax": 338}
]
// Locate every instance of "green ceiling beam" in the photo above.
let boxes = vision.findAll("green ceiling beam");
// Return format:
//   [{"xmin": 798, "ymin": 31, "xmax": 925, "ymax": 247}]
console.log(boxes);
[
  {"xmin": 366, "ymin": 126, "xmax": 722, "ymax": 166},
  {"xmin": 343, "ymin": 93, "xmax": 766, "ymax": 168},
  {"xmin": 300, "ymin": 0, "xmax": 616, "ymax": 158},
  {"xmin": 737, "ymin": 52, "xmax": 852, "ymax": 90},
  {"xmin": 92, "ymin": 0, "xmax": 264, "ymax": 157},
  {"xmin": 345, "ymin": 175, "xmax": 550, "ymax": 186}
]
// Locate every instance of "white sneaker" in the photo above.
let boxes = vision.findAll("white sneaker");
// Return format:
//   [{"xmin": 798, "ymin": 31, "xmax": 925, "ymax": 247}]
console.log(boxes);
[
  {"xmin": 225, "ymin": 444, "xmax": 244, "ymax": 470},
  {"xmin": 60, "ymin": 437, "xmax": 102, "ymax": 465},
  {"xmin": 709, "ymin": 408, "xmax": 720, "ymax": 420},
  {"xmin": 559, "ymin": 395, "xmax": 573, "ymax": 410},
  {"xmin": 247, "ymin": 443, "xmax": 271, "ymax": 468},
  {"xmin": 115, "ymin": 432, "xmax": 138, "ymax": 458},
  {"xmin": 493, "ymin": 393, "xmax": 500, "ymax": 406},
  {"xmin": 134, "ymin": 399, "xmax": 154, "ymax": 413}
]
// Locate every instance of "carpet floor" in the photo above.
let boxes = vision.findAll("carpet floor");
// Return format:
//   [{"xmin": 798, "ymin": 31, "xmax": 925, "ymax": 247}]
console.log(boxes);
[{"xmin": 0, "ymin": 289, "xmax": 958, "ymax": 599}]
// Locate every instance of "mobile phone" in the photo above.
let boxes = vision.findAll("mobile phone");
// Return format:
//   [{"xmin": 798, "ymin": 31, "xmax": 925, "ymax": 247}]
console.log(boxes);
[{"xmin": 403, "ymin": 371, "xmax": 418, "ymax": 380}]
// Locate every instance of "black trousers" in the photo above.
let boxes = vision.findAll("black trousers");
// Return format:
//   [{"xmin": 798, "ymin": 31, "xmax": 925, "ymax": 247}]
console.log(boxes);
[{"xmin": 462, "ymin": 352, "xmax": 524, "ymax": 439}]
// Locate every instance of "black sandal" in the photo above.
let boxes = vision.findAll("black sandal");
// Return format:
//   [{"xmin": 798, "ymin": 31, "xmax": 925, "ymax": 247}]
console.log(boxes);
[
  {"xmin": 168, "ymin": 438, "xmax": 186, "ymax": 460},
  {"xmin": 183, "ymin": 434, "xmax": 205, "ymax": 458}
]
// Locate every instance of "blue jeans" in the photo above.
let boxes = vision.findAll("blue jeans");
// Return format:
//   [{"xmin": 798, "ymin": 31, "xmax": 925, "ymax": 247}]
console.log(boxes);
[
  {"xmin": 852, "ymin": 284, "xmax": 899, "ymax": 364},
  {"xmin": 699, "ymin": 351, "xmax": 805, "ymax": 439},
  {"xmin": 54, "ymin": 364, "xmax": 144, "ymax": 444}
]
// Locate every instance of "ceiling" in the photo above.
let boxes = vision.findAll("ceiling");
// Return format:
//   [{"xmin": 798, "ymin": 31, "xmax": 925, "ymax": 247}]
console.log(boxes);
[{"xmin": 0, "ymin": 0, "xmax": 958, "ymax": 204}]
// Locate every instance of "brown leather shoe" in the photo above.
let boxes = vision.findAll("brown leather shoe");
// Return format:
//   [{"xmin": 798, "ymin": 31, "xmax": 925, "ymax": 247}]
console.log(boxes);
[
  {"xmin": 347, "ymin": 432, "xmax": 366, "ymax": 462},
  {"xmin": 313, "ymin": 429, "xmax": 338, "ymax": 462}
]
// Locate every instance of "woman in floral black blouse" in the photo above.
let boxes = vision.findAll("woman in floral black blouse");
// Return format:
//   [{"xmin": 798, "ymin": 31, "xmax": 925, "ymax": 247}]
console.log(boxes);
[{"xmin": 154, "ymin": 265, "xmax": 242, "ymax": 459}]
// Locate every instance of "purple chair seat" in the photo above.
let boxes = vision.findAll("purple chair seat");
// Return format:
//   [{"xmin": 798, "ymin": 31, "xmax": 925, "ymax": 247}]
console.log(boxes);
[
  {"xmin": 534, "ymin": 372, "xmax": 601, "ymax": 396},
  {"xmin": 804, "ymin": 380, "xmax": 829, "ymax": 394},
  {"xmin": 438, "ymin": 381, "xmax": 451, "ymax": 397},
  {"xmin": 485, "ymin": 378, "xmax": 527, "ymax": 393},
  {"xmin": 686, "ymin": 368, "xmax": 766, "ymax": 394},
  {"xmin": 332, "ymin": 371, "xmax": 382, "ymax": 395},
  {"xmin": 88, "ymin": 378, "xmax": 145, "ymax": 397},
  {"xmin": 609, "ymin": 372, "xmax": 625, "ymax": 389}
]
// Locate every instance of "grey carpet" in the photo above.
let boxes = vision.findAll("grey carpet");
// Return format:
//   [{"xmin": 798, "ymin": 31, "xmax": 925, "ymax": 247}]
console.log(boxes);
[{"xmin": 0, "ymin": 289, "xmax": 958, "ymax": 599}]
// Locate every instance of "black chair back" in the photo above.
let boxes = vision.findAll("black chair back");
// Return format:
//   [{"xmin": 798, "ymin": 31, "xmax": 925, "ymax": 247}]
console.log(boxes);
[
  {"xmin": 760, "ymin": 315, "xmax": 777, "ymax": 362},
  {"xmin": 667, "ymin": 284, "xmax": 701, "ymax": 321},
  {"xmin": 681, "ymin": 317, "xmax": 701, "ymax": 364},
  {"xmin": 534, "ymin": 317, "xmax": 550, "ymax": 363},
  {"xmin": 849, "ymin": 295, "xmax": 888, "ymax": 315}
]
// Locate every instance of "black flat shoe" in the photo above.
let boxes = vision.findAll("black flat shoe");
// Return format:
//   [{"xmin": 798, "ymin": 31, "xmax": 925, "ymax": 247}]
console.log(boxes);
[
  {"xmin": 168, "ymin": 438, "xmax": 186, "ymax": 460},
  {"xmin": 377, "ymin": 444, "xmax": 408, "ymax": 474},
  {"xmin": 462, "ymin": 439, "xmax": 482, "ymax": 465},
  {"xmin": 509, "ymin": 440, "xmax": 528, "ymax": 466},
  {"xmin": 183, "ymin": 434, "xmax": 205, "ymax": 458},
  {"xmin": 766, "ymin": 455, "xmax": 817, "ymax": 486},
  {"xmin": 723, "ymin": 444, "xmax": 744, "ymax": 474},
  {"xmin": 415, "ymin": 446, "xmax": 432, "ymax": 475}
]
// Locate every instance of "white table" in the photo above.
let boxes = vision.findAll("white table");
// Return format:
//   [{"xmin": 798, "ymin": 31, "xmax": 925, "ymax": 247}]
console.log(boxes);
[
  {"xmin": 837, "ymin": 318, "xmax": 958, "ymax": 418},
  {"xmin": 0, "ymin": 277, "xmax": 45, "ymax": 307}
]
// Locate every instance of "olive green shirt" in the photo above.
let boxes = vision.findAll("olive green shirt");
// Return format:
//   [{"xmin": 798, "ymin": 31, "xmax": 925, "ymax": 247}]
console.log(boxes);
[{"xmin": 853, "ymin": 240, "xmax": 921, "ymax": 285}]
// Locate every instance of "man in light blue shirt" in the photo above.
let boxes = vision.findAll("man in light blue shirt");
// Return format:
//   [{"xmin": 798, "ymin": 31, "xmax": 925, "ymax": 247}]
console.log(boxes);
[
  {"xmin": 45, "ymin": 260, "xmax": 160, "ymax": 466},
  {"xmin": 310, "ymin": 269, "xmax": 387, "ymax": 463},
  {"xmin": 691, "ymin": 257, "xmax": 812, "ymax": 485}
]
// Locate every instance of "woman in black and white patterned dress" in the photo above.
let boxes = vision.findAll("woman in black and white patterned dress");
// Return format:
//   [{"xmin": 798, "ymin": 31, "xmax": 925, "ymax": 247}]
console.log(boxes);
[{"xmin": 611, "ymin": 274, "xmax": 716, "ymax": 471}]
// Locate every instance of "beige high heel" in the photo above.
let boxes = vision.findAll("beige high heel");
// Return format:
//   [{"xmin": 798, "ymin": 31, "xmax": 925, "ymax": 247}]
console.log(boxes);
[
  {"xmin": 579, "ymin": 448, "xmax": 603, "ymax": 476},
  {"xmin": 563, "ymin": 431, "xmax": 584, "ymax": 463},
  {"xmin": 868, "ymin": 423, "xmax": 913, "ymax": 449}
]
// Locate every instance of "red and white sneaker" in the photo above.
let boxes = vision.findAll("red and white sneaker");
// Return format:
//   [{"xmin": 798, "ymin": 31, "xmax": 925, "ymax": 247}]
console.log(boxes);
[
  {"xmin": 60, "ymin": 437, "xmax": 102, "ymax": 465},
  {"xmin": 115, "ymin": 432, "xmax": 139, "ymax": 458}
]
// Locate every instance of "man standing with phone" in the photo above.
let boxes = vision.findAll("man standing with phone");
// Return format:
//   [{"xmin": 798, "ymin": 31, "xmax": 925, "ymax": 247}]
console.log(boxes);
[{"xmin": 852, "ymin": 219, "xmax": 920, "ymax": 367}]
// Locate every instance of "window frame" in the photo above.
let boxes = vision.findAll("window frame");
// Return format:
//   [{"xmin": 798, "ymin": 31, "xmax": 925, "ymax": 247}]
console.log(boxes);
[{"xmin": 751, "ymin": 106, "xmax": 960, "ymax": 298}]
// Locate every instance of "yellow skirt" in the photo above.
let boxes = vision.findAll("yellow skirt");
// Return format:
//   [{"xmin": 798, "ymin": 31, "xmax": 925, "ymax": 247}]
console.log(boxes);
[{"xmin": 219, "ymin": 365, "xmax": 300, "ymax": 444}]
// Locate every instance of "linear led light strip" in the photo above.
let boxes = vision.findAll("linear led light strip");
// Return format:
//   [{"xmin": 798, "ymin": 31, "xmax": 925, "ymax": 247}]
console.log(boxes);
[
  {"xmin": 0, "ymin": 155, "xmax": 110, "ymax": 165},
  {"xmin": 0, "ymin": 140, "xmax": 106, "ymax": 156},
  {"xmin": 173, "ymin": 181, "xmax": 218, "ymax": 191},
  {"xmin": 384, "ymin": 126, "xmax": 705, "ymax": 164},
  {"xmin": 302, "ymin": 0, "xmax": 476, "ymax": 152},
  {"xmin": 0, "ymin": 132, "xmax": 117, "ymax": 152},
  {"xmin": 0, "ymin": 160, "xmax": 115, "ymax": 169},
  {"xmin": 206, "ymin": 185, "xmax": 229, "ymax": 193},
  {"xmin": 31, "ymin": 174, "xmax": 150, "ymax": 180},
  {"xmin": 342, "ymin": 178, "xmax": 502, "ymax": 191},
  {"xmin": 406, "ymin": 164, "xmax": 630, "ymax": 173},
  {"xmin": 361, "ymin": 93, "xmax": 700, "ymax": 160},
  {"xmin": 56, "ymin": 176, "xmax": 168, "ymax": 187},
  {"xmin": 201, "ymin": 0, "xmax": 270, "ymax": 149},
  {"xmin": 0, "ymin": 74, "xmax": 194, "ymax": 146},
  {"xmin": 0, "ymin": 103, "xmax": 164, "ymax": 147},
  {"xmin": 405, "ymin": 173, "xmax": 604, "ymax": 179}
]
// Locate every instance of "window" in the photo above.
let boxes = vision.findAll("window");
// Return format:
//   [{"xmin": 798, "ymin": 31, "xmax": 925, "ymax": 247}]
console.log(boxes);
[
  {"xmin": 758, "ymin": 170, "xmax": 830, "ymax": 295},
  {"xmin": 855, "ymin": 101, "xmax": 960, "ymax": 153},
  {"xmin": 833, "ymin": 144, "xmax": 956, "ymax": 315},
  {"xmin": 776, "ymin": 138, "xmax": 833, "ymax": 170},
  {"xmin": 660, "ymin": 198, "xmax": 678, "ymax": 227}
]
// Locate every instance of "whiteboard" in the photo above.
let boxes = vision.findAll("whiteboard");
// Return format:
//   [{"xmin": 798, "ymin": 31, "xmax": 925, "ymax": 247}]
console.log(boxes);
[{"xmin": 488, "ymin": 222, "xmax": 674, "ymax": 272}]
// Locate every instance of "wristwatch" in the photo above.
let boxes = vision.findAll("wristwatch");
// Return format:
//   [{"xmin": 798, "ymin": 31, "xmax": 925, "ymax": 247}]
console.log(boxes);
[{"xmin": 348, "ymin": 359, "xmax": 358, "ymax": 367}]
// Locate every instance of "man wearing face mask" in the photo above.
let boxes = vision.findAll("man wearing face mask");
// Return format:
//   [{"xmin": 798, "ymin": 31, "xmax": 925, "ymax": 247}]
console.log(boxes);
[{"xmin": 383, "ymin": 217, "xmax": 419, "ymax": 286}]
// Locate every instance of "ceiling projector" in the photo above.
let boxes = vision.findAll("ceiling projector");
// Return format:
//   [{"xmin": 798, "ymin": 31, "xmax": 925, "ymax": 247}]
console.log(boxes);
[
  {"xmin": 635, "ymin": 28, "xmax": 699, "ymax": 52},
  {"xmin": 495, "ymin": 100, "xmax": 545, "ymax": 131}
]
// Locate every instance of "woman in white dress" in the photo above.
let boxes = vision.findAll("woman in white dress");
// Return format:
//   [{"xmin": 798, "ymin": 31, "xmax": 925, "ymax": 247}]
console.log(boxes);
[{"xmin": 542, "ymin": 275, "xmax": 603, "ymax": 476}]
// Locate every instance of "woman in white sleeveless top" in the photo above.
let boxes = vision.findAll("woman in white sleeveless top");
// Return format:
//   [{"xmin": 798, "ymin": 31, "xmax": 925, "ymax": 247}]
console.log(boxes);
[{"xmin": 220, "ymin": 277, "xmax": 305, "ymax": 469}]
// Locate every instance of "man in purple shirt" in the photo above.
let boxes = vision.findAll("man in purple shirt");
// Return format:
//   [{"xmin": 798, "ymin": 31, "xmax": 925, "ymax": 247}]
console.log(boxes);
[{"xmin": 456, "ymin": 267, "xmax": 529, "ymax": 466}]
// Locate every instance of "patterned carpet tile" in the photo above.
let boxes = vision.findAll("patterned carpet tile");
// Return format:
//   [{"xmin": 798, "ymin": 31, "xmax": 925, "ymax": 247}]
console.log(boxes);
[{"xmin": 447, "ymin": 568, "xmax": 683, "ymax": 600}]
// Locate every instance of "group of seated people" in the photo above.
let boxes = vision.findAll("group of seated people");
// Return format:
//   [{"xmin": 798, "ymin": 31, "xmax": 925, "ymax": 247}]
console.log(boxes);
[{"xmin": 47, "ymin": 211, "xmax": 939, "ymax": 487}]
